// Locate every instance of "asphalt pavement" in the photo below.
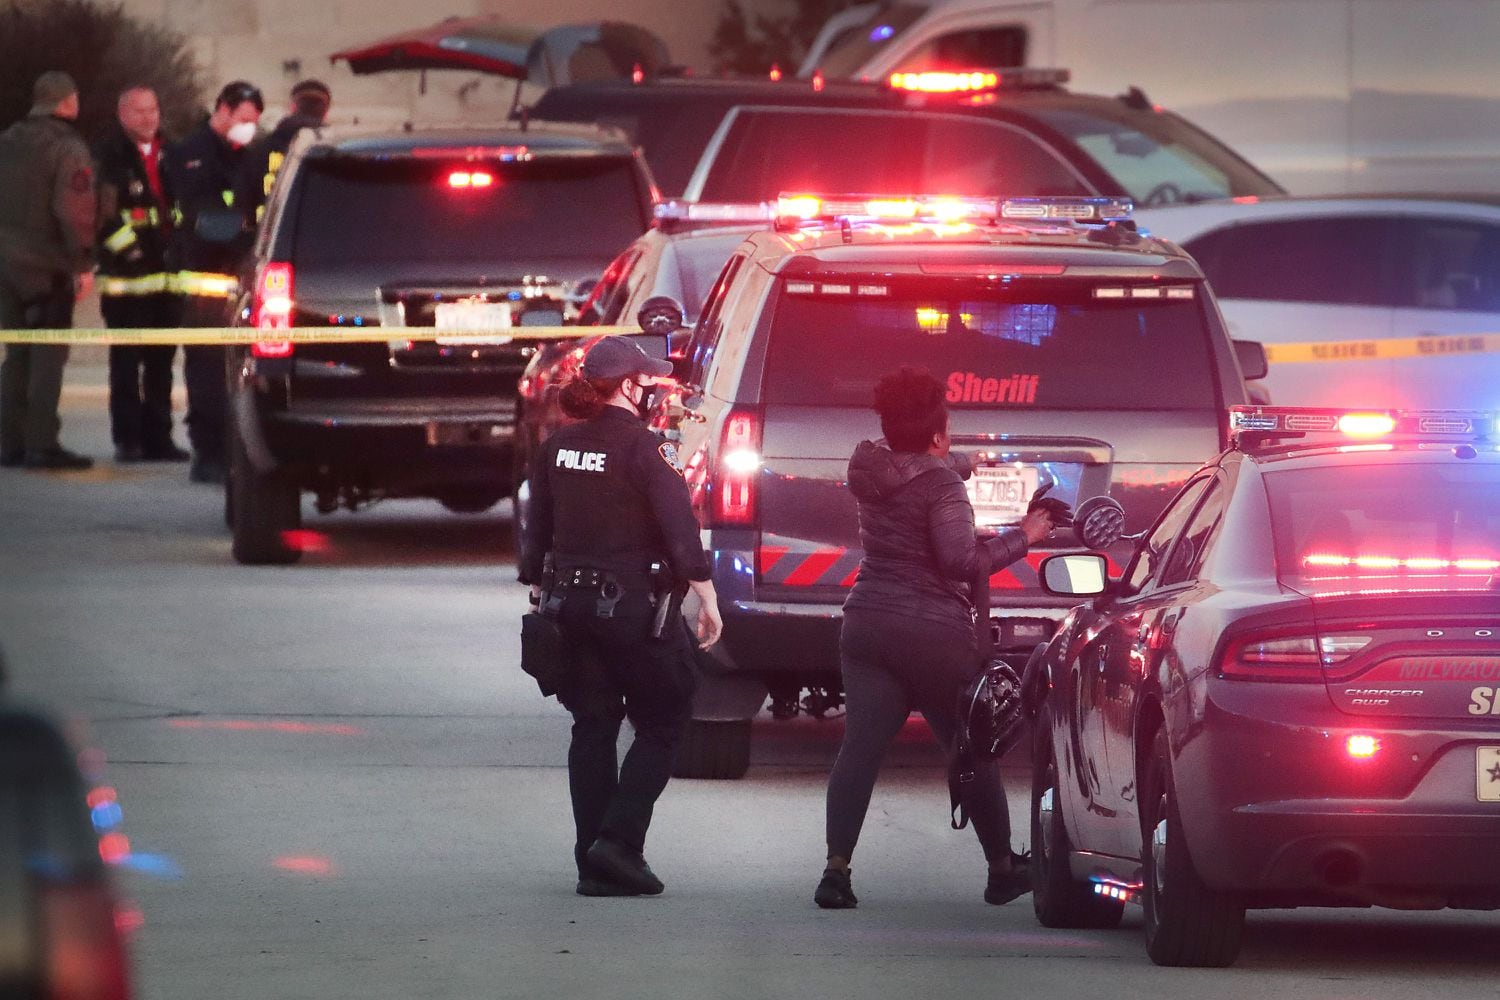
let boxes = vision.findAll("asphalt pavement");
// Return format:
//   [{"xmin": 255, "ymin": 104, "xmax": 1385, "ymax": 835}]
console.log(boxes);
[{"xmin": 2, "ymin": 363, "xmax": 1498, "ymax": 1000}]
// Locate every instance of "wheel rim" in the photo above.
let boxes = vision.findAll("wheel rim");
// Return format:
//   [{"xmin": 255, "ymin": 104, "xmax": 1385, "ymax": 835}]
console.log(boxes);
[
  {"xmin": 1150, "ymin": 800, "xmax": 1168, "ymax": 902},
  {"xmin": 1038, "ymin": 783, "xmax": 1057, "ymax": 861}
]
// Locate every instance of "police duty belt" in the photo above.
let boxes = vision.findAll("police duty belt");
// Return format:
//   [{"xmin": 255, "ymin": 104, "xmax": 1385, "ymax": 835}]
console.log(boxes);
[{"xmin": 0, "ymin": 325, "xmax": 640, "ymax": 346}]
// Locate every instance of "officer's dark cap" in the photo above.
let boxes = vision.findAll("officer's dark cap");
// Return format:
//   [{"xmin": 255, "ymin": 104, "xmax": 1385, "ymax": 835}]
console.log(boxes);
[
  {"xmin": 582, "ymin": 336, "xmax": 672, "ymax": 380},
  {"xmin": 290, "ymin": 79, "xmax": 332, "ymax": 118},
  {"xmin": 215, "ymin": 80, "xmax": 264, "ymax": 112}
]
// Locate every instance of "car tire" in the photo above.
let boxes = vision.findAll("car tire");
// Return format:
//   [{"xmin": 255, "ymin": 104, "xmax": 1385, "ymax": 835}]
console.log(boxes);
[
  {"xmin": 672, "ymin": 719, "xmax": 751, "ymax": 780},
  {"xmin": 1141, "ymin": 727, "xmax": 1245, "ymax": 967},
  {"xmin": 229, "ymin": 428, "xmax": 302, "ymax": 566},
  {"xmin": 1031, "ymin": 705, "xmax": 1125, "ymax": 929}
]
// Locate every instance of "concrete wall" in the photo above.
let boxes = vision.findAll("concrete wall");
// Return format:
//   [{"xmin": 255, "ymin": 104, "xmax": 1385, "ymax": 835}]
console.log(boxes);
[{"xmin": 123, "ymin": 0, "xmax": 734, "ymax": 128}]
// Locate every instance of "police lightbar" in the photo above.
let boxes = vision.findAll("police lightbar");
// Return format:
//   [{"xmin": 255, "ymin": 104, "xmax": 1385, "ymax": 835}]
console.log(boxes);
[
  {"xmin": 1230, "ymin": 406, "xmax": 1498, "ymax": 447},
  {"xmin": 1000, "ymin": 197, "xmax": 1133, "ymax": 223},
  {"xmin": 774, "ymin": 193, "xmax": 998, "ymax": 225},
  {"xmin": 653, "ymin": 200, "xmax": 774, "ymax": 224},
  {"xmin": 886, "ymin": 67, "xmax": 1071, "ymax": 94}
]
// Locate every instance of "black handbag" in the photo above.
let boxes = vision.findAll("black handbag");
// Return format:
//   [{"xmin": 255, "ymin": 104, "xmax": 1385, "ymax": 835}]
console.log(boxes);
[
  {"xmin": 520, "ymin": 611, "xmax": 569, "ymax": 697},
  {"xmin": 949, "ymin": 558, "xmax": 1027, "ymax": 830}
]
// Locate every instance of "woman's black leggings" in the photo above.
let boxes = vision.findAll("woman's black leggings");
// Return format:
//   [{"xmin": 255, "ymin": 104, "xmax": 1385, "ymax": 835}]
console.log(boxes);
[{"xmin": 825, "ymin": 609, "xmax": 1012, "ymax": 864}]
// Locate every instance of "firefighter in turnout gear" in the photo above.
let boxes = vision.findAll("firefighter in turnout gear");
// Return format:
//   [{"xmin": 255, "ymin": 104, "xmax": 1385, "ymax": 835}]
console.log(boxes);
[
  {"xmin": 164, "ymin": 80, "xmax": 262, "ymax": 484},
  {"xmin": 94, "ymin": 86, "xmax": 188, "ymax": 463},
  {"xmin": 232, "ymin": 79, "xmax": 330, "ymax": 234},
  {"xmin": 520, "ymin": 336, "xmax": 723, "ymax": 898}
]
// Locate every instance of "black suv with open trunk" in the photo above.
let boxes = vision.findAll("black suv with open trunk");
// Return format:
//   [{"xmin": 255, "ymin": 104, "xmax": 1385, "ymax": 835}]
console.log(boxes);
[{"xmin": 225, "ymin": 123, "xmax": 656, "ymax": 564}]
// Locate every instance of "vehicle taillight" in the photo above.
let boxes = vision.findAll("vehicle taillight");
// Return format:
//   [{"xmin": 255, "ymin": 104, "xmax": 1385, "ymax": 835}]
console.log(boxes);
[
  {"xmin": 1219, "ymin": 628, "xmax": 1370, "ymax": 682},
  {"xmin": 447, "ymin": 170, "xmax": 494, "ymax": 189},
  {"xmin": 711, "ymin": 408, "xmax": 761, "ymax": 528},
  {"xmin": 251, "ymin": 262, "xmax": 294, "ymax": 358},
  {"xmin": 41, "ymin": 881, "xmax": 131, "ymax": 1000}
]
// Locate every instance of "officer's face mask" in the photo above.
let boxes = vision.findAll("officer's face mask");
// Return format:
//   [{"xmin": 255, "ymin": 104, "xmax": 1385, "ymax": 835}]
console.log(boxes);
[
  {"xmin": 626, "ymin": 377, "xmax": 659, "ymax": 420},
  {"xmin": 225, "ymin": 121, "xmax": 258, "ymax": 147}
]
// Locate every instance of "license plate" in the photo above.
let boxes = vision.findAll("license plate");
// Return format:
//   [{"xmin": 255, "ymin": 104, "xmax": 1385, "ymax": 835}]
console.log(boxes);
[
  {"xmin": 434, "ymin": 302, "xmax": 512, "ymax": 344},
  {"xmin": 1479, "ymin": 747, "xmax": 1500, "ymax": 802},
  {"xmin": 968, "ymin": 464, "xmax": 1039, "ymax": 528}
]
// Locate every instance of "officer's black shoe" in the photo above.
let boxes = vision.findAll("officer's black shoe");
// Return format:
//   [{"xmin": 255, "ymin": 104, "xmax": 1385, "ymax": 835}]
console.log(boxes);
[
  {"xmin": 114, "ymin": 444, "xmax": 145, "ymax": 463},
  {"xmin": 0, "ymin": 450, "xmax": 21, "ymax": 468},
  {"xmin": 584, "ymin": 838, "xmax": 664, "ymax": 896},
  {"xmin": 814, "ymin": 867, "xmax": 858, "ymax": 909},
  {"xmin": 983, "ymin": 852, "xmax": 1033, "ymax": 906},
  {"xmin": 189, "ymin": 457, "xmax": 226, "ymax": 484},
  {"xmin": 24, "ymin": 448, "xmax": 93, "ymax": 471},
  {"xmin": 144, "ymin": 442, "xmax": 190, "ymax": 463}
]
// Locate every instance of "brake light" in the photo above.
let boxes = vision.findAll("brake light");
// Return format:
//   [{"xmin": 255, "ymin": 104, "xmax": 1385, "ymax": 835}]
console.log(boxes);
[
  {"xmin": 251, "ymin": 262, "xmax": 294, "ymax": 357},
  {"xmin": 1347, "ymin": 735, "xmax": 1380, "ymax": 759},
  {"xmin": 712, "ymin": 408, "xmax": 761, "ymax": 527},
  {"xmin": 41, "ymin": 881, "xmax": 132, "ymax": 1000},
  {"xmin": 1219, "ymin": 628, "xmax": 1371, "ymax": 682},
  {"xmin": 447, "ymin": 170, "xmax": 494, "ymax": 189}
]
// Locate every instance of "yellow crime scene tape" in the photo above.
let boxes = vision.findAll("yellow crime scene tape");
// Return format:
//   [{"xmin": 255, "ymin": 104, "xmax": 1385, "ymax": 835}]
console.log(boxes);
[
  {"xmin": 1264, "ymin": 333, "xmax": 1500, "ymax": 364},
  {"xmin": 0, "ymin": 325, "xmax": 639, "ymax": 346}
]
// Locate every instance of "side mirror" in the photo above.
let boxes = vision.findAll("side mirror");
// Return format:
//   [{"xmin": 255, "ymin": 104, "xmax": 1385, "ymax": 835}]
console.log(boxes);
[
  {"xmin": 1233, "ymin": 338, "xmax": 1269, "ymax": 381},
  {"xmin": 195, "ymin": 207, "xmax": 243, "ymax": 245},
  {"xmin": 638, "ymin": 295, "xmax": 686, "ymax": 335},
  {"xmin": 1040, "ymin": 553, "xmax": 1110, "ymax": 597},
  {"xmin": 1073, "ymin": 495, "xmax": 1128, "ymax": 550}
]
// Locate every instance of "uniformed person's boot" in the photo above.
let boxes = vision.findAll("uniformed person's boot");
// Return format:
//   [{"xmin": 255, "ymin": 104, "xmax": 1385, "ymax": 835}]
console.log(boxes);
[{"xmin": 584, "ymin": 837, "xmax": 664, "ymax": 896}]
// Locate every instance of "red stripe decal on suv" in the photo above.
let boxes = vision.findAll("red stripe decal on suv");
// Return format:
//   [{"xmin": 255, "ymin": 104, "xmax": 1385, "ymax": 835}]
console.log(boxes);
[{"xmin": 783, "ymin": 548, "xmax": 847, "ymax": 587}]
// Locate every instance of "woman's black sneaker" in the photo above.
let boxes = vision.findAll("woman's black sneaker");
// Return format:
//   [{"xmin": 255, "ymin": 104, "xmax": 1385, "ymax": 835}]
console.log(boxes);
[
  {"xmin": 584, "ymin": 837, "xmax": 664, "ymax": 895},
  {"xmin": 814, "ymin": 867, "xmax": 858, "ymax": 909},
  {"xmin": 984, "ymin": 852, "xmax": 1033, "ymax": 905}
]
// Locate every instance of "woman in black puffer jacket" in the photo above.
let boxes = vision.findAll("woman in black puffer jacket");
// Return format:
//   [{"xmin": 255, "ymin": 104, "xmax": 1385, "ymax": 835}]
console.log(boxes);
[{"xmin": 815, "ymin": 367, "xmax": 1057, "ymax": 910}]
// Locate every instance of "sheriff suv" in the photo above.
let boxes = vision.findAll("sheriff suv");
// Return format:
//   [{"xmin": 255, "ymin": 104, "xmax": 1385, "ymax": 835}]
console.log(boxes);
[
  {"xmin": 662, "ymin": 194, "xmax": 1266, "ymax": 778},
  {"xmin": 225, "ymin": 123, "xmax": 657, "ymax": 564}
]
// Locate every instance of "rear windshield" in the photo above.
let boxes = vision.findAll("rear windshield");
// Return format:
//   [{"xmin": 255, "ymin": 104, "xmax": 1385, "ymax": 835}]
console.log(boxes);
[
  {"xmin": 527, "ymin": 94, "xmax": 731, "ymax": 197},
  {"xmin": 762, "ymin": 277, "xmax": 1218, "ymax": 410},
  {"xmin": 1266, "ymin": 463, "xmax": 1500, "ymax": 595},
  {"xmin": 697, "ymin": 109, "xmax": 1090, "ymax": 202},
  {"xmin": 1027, "ymin": 105, "xmax": 1283, "ymax": 203},
  {"xmin": 291, "ymin": 156, "xmax": 647, "ymax": 265}
]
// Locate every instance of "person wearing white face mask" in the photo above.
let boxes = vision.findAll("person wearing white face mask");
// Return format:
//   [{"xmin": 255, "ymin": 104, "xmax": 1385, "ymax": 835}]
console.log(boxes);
[{"xmin": 163, "ymin": 80, "xmax": 263, "ymax": 484}]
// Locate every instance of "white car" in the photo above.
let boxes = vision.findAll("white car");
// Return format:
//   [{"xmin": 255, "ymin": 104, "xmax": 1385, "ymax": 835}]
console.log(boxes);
[{"xmin": 1136, "ymin": 196, "xmax": 1500, "ymax": 409}]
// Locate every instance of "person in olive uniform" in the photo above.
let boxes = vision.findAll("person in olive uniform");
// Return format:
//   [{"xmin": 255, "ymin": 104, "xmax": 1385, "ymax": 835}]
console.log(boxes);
[
  {"xmin": 520, "ymin": 336, "xmax": 723, "ymax": 898},
  {"xmin": 94, "ymin": 85, "xmax": 188, "ymax": 463},
  {"xmin": 0, "ymin": 71, "xmax": 96, "ymax": 471},
  {"xmin": 164, "ymin": 80, "xmax": 262, "ymax": 484}
]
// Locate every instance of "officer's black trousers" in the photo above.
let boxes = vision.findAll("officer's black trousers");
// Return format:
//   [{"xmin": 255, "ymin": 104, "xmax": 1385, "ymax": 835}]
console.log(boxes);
[
  {"xmin": 555, "ymin": 591, "xmax": 695, "ymax": 876},
  {"xmin": 179, "ymin": 295, "xmax": 230, "ymax": 465},
  {"xmin": 0, "ymin": 278, "xmax": 74, "ymax": 459},
  {"xmin": 103, "ymin": 293, "xmax": 180, "ymax": 453}
]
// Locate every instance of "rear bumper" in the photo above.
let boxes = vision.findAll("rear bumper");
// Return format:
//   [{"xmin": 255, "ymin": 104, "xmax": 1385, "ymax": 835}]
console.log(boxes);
[
  {"xmin": 1173, "ymin": 682, "xmax": 1500, "ymax": 904},
  {"xmin": 249, "ymin": 394, "xmax": 516, "ymax": 490}
]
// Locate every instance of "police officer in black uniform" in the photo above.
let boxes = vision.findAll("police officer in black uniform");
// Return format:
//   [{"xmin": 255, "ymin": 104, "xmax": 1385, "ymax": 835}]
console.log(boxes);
[
  {"xmin": 232, "ymin": 79, "xmax": 330, "ymax": 235},
  {"xmin": 520, "ymin": 336, "xmax": 723, "ymax": 898}
]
